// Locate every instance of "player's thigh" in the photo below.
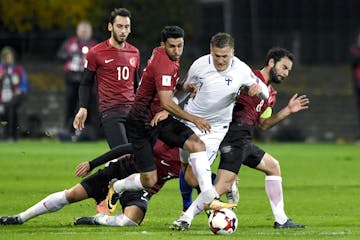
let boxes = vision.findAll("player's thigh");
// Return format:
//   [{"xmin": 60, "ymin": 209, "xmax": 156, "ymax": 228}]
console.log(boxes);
[
  {"xmin": 80, "ymin": 160, "xmax": 135, "ymax": 203},
  {"xmin": 199, "ymin": 124, "xmax": 229, "ymax": 165},
  {"xmin": 158, "ymin": 117, "xmax": 194, "ymax": 148},
  {"xmin": 101, "ymin": 114, "xmax": 128, "ymax": 148},
  {"xmin": 126, "ymin": 119, "xmax": 157, "ymax": 172}
]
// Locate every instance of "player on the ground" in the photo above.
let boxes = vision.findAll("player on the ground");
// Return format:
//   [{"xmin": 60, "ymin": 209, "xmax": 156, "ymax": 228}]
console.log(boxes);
[
  {"xmin": 0, "ymin": 140, "xmax": 180, "ymax": 226},
  {"xmin": 73, "ymin": 8, "xmax": 140, "ymax": 148},
  {"xmin": 214, "ymin": 47, "xmax": 308, "ymax": 229},
  {"xmin": 170, "ymin": 32, "xmax": 269, "ymax": 231},
  {"xmin": 105, "ymin": 26, "xmax": 237, "ymax": 216}
]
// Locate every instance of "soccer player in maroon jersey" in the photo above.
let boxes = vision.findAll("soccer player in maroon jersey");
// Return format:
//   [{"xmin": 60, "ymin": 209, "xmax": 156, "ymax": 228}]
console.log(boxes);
[
  {"xmin": 215, "ymin": 47, "xmax": 309, "ymax": 228},
  {"xmin": 0, "ymin": 140, "xmax": 181, "ymax": 226},
  {"xmin": 73, "ymin": 8, "xmax": 140, "ymax": 148},
  {"xmin": 106, "ymin": 26, "xmax": 234, "ymax": 220}
]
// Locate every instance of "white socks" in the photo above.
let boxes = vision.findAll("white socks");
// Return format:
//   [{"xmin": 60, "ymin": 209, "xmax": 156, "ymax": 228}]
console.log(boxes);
[
  {"xmin": 181, "ymin": 151, "xmax": 218, "ymax": 223},
  {"xmin": 265, "ymin": 176, "xmax": 288, "ymax": 224},
  {"xmin": 113, "ymin": 173, "xmax": 143, "ymax": 193},
  {"xmin": 18, "ymin": 190, "xmax": 69, "ymax": 222},
  {"xmin": 181, "ymin": 189, "xmax": 216, "ymax": 222},
  {"xmin": 189, "ymin": 151, "xmax": 213, "ymax": 192},
  {"xmin": 95, "ymin": 213, "xmax": 138, "ymax": 226}
]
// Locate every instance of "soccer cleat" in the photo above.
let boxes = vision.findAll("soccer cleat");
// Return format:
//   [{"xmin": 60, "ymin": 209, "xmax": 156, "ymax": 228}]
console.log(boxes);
[
  {"xmin": 274, "ymin": 219, "xmax": 305, "ymax": 229},
  {"xmin": 74, "ymin": 216, "xmax": 98, "ymax": 225},
  {"xmin": 0, "ymin": 216, "xmax": 23, "ymax": 225},
  {"xmin": 96, "ymin": 200, "xmax": 111, "ymax": 214},
  {"xmin": 170, "ymin": 219, "xmax": 190, "ymax": 231},
  {"xmin": 226, "ymin": 177, "xmax": 240, "ymax": 204},
  {"xmin": 204, "ymin": 199, "xmax": 237, "ymax": 211},
  {"xmin": 105, "ymin": 179, "xmax": 120, "ymax": 214}
]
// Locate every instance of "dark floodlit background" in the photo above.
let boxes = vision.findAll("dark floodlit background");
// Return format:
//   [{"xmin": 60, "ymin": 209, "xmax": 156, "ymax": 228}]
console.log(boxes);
[{"xmin": 1, "ymin": 0, "xmax": 359, "ymax": 142}]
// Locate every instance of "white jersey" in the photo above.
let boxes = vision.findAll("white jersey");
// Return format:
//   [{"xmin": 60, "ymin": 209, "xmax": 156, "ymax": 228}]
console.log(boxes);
[
  {"xmin": 180, "ymin": 54, "xmax": 268, "ymax": 165},
  {"xmin": 183, "ymin": 54, "xmax": 264, "ymax": 125}
]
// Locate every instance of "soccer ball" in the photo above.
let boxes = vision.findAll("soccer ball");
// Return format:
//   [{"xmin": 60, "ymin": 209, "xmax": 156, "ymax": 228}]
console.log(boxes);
[{"xmin": 208, "ymin": 208, "xmax": 238, "ymax": 235}]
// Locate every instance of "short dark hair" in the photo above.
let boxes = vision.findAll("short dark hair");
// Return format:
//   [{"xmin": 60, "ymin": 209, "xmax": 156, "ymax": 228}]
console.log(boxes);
[
  {"xmin": 109, "ymin": 8, "xmax": 131, "ymax": 24},
  {"xmin": 160, "ymin": 26, "xmax": 184, "ymax": 43},
  {"xmin": 265, "ymin": 47, "xmax": 294, "ymax": 66},
  {"xmin": 210, "ymin": 32, "xmax": 234, "ymax": 49}
]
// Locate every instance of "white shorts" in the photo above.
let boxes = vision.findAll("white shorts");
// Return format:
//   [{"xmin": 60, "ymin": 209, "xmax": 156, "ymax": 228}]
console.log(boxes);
[{"xmin": 180, "ymin": 122, "xmax": 229, "ymax": 166}]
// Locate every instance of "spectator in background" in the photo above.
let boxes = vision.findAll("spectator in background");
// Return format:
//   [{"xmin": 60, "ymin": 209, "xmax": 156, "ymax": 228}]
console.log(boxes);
[
  {"xmin": 57, "ymin": 20, "xmax": 98, "ymax": 140},
  {"xmin": 0, "ymin": 46, "xmax": 28, "ymax": 141},
  {"xmin": 350, "ymin": 31, "xmax": 360, "ymax": 142}
]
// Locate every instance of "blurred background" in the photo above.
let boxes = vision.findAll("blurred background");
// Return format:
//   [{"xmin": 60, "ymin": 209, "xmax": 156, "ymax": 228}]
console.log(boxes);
[{"xmin": 0, "ymin": 0, "xmax": 359, "ymax": 143}]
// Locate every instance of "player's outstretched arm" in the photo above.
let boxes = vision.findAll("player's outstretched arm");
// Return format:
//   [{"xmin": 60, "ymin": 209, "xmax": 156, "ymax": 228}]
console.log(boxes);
[{"xmin": 258, "ymin": 93, "xmax": 309, "ymax": 130}]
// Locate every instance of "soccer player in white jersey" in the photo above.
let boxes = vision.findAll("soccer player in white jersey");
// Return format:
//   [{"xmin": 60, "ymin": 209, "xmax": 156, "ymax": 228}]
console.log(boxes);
[{"xmin": 169, "ymin": 32, "xmax": 269, "ymax": 230}]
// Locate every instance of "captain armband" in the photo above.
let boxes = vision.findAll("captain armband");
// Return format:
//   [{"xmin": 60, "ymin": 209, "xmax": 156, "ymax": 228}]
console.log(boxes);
[{"xmin": 260, "ymin": 107, "xmax": 272, "ymax": 119}]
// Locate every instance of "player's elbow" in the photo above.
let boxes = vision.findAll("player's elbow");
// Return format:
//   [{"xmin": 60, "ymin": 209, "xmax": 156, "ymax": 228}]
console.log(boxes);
[{"xmin": 258, "ymin": 123, "xmax": 270, "ymax": 131}]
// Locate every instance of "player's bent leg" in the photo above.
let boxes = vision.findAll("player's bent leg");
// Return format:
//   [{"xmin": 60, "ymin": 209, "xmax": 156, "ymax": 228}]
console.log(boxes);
[
  {"xmin": 255, "ymin": 153, "xmax": 281, "ymax": 176},
  {"xmin": 182, "ymin": 134, "xmax": 206, "ymax": 153},
  {"xmin": 65, "ymin": 184, "xmax": 89, "ymax": 203},
  {"xmin": 179, "ymin": 168, "xmax": 194, "ymax": 211},
  {"xmin": 256, "ymin": 153, "xmax": 304, "ymax": 228},
  {"xmin": 75, "ymin": 212, "xmax": 139, "ymax": 227},
  {"xmin": 214, "ymin": 169, "xmax": 238, "ymax": 196},
  {"xmin": 1, "ymin": 190, "xmax": 71, "ymax": 224}
]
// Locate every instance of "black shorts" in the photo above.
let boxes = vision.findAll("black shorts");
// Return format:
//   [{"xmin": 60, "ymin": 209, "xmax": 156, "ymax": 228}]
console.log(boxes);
[
  {"xmin": 80, "ymin": 159, "xmax": 149, "ymax": 213},
  {"xmin": 218, "ymin": 122, "xmax": 265, "ymax": 174},
  {"xmin": 100, "ymin": 112, "xmax": 128, "ymax": 148},
  {"xmin": 126, "ymin": 116, "xmax": 194, "ymax": 172}
]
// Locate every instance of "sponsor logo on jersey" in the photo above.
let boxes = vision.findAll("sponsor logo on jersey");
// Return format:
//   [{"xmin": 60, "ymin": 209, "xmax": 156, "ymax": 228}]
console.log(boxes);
[
  {"xmin": 160, "ymin": 160, "xmax": 170, "ymax": 166},
  {"xmin": 162, "ymin": 75, "xmax": 172, "ymax": 86},
  {"xmin": 104, "ymin": 59, "xmax": 114, "ymax": 63}
]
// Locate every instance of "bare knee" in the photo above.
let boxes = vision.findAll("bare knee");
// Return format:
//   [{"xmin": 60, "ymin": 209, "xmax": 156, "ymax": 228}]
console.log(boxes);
[
  {"xmin": 267, "ymin": 158, "xmax": 280, "ymax": 176},
  {"xmin": 140, "ymin": 172, "xmax": 157, "ymax": 188},
  {"xmin": 65, "ymin": 184, "xmax": 88, "ymax": 203},
  {"xmin": 183, "ymin": 134, "xmax": 205, "ymax": 152},
  {"xmin": 256, "ymin": 153, "xmax": 281, "ymax": 176}
]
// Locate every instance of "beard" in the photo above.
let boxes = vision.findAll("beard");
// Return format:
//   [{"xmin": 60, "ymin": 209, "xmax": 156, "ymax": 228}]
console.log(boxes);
[
  {"xmin": 113, "ymin": 31, "xmax": 127, "ymax": 46},
  {"xmin": 269, "ymin": 67, "xmax": 282, "ymax": 84}
]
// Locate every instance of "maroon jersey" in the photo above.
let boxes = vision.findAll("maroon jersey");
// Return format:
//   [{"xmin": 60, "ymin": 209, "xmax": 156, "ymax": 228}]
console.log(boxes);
[
  {"xmin": 85, "ymin": 40, "xmax": 140, "ymax": 113},
  {"xmin": 149, "ymin": 139, "xmax": 180, "ymax": 195},
  {"xmin": 128, "ymin": 47, "xmax": 180, "ymax": 121},
  {"xmin": 233, "ymin": 69, "xmax": 277, "ymax": 125}
]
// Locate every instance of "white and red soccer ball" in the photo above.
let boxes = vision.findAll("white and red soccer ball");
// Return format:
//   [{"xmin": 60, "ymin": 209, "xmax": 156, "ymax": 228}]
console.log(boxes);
[{"xmin": 208, "ymin": 208, "xmax": 238, "ymax": 235}]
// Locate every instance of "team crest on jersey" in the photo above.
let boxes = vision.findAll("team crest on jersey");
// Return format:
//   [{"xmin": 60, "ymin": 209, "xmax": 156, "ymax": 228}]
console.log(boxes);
[
  {"xmin": 162, "ymin": 75, "xmax": 172, "ymax": 86},
  {"xmin": 129, "ymin": 57, "xmax": 137, "ymax": 67},
  {"xmin": 225, "ymin": 77, "xmax": 233, "ymax": 86}
]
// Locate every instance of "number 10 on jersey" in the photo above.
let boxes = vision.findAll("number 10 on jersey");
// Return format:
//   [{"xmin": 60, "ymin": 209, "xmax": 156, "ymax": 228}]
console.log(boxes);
[{"xmin": 117, "ymin": 66, "xmax": 130, "ymax": 80}]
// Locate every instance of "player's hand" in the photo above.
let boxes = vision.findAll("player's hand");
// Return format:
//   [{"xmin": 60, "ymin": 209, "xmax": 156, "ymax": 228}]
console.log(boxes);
[
  {"xmin": 247, "ymin": 83, "xmax": 263, "ymax": 97},
  {"xmin": 75, "ymin": 161, "xmax": 91, "ymax": 177},
  {"xmin": 73, "ymin": 107, "xmax": 88, "ymax": 130},
  {"xmin": 192, "ymin": 116, "xmax": 211, "ymax": 133},
  {"xmin": 287, "ymin": 93, "xmax": 309, "ymax": 113},
  {"xmin": 183, "ymin": 83, "xmax": 198, "ymax": 94},
  {"xmin": 151, "ymin": 110, "xmax": 169, "ymax": 126}
]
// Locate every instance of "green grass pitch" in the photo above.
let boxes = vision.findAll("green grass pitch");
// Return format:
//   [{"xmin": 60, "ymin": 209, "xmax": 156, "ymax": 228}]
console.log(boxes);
[{"xmin": 0, "ymin": 140, "xmax": 359, "ymax": 239}]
